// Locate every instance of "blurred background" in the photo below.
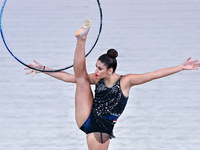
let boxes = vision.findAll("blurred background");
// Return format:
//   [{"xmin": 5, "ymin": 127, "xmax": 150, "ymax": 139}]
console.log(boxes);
[{"xmin": 0, "ymin": 0, "xmax": 200, "ymax": 149}]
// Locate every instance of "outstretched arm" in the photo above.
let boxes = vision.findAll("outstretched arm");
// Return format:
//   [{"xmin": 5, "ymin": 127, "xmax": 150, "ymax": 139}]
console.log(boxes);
[
  {"xmin": 124, "ymin": 57, "xmax": 200, "ymax": 87},
  {"xmin": 25, "ymin": 59, "xmax": 76, "ymax": 83}
]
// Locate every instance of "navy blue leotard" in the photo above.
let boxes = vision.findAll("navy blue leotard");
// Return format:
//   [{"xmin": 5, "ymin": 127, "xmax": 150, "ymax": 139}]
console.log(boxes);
[{"xmin": 80, "ymin": 75, "xmax": 128, "ymax": 143}]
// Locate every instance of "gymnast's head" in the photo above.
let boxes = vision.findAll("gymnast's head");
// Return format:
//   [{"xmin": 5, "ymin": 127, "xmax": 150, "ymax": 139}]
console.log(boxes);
[{"xmin": 95, "ymin": 48, "xmax": 118, "ymax": 78}]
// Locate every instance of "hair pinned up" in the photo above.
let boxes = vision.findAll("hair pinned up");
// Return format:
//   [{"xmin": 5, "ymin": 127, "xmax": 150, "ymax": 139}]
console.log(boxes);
[
  {"xmin": 98, "ymin": 48, "xmax": 118, "ymax": 73},
  {"xmin": 107, "ymin": 49, "xmax": 118, "ymax": 59}
]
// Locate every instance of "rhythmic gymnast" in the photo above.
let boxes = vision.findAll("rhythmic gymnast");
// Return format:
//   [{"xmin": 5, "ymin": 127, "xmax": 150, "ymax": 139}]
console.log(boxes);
[{"xmin": 25, "ymin": 19, "xmax": 200, "ymax": 150}]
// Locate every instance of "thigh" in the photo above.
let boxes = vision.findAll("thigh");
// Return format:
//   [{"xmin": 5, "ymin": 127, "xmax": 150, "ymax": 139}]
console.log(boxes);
[
  {"xmin": 87, "ymin": 133, "xmax": 110, "ymax": 150},
  {"xmin": 75, "ymin": 78, "xmax": 93, "ymax": 128}
]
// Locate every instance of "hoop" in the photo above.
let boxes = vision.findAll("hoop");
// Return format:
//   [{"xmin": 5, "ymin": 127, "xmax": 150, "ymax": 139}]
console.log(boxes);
[{"xmin": 0, "ymin": 0, "xmax": 103, "ymax": 72}]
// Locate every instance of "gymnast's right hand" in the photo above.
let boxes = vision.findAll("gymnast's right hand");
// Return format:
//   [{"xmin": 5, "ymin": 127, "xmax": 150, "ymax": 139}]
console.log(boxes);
[{"xmin": 25, "ymin": 59, "xmax": 44, "ymax": 77}]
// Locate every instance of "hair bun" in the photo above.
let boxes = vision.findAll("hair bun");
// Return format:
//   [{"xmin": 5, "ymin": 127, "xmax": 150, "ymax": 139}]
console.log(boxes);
[{"xmin": 107, "ymin": 49, "xmax": 118, "ymax": 59}]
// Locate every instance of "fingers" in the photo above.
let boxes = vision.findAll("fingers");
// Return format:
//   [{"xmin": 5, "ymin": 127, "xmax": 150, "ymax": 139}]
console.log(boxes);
[
  {"xmin": 25, "ymin": 60, "xmax": 42, "ymax": 76},
  {"xmin": 191, "ymin": 62, "xmax": 200, "ymax": 70},
  {"xmin": 194, "ymin": 63, "xmax": 200, "ymax": 68},
  {"xmin": 24, "ymin": 67, "xmax": 30, "ymax": 70},
  {"xmin": 24, "ymin": 64, "xmax": 34, "ymax": 70},
  {"xmin": 32, "ymin": 72, "xmax": 37, "ymax": 77},
  {"xmin": 25, "ymin": 68, "xmax": 41, "ymax": 76},
  {"xmin": 33, "ymin": 59, "xmax": 39, "ymax": 64},
  {"xmin": 186, "ymin": 57, "xmax": 191, "ymax": 61},
  {"xmin": 26, "ymin": 70, "xmax": 34, "ymax": 75},
  {"xmin": 185, "ymin": 57, "xmax": 198, "ymax": 63},
  {"xmin": 193, "ymin": 60, "xmax": 198, "ymax": 63}
]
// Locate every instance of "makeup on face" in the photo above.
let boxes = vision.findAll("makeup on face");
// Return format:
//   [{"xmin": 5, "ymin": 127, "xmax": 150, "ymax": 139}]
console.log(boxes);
[{"xmin": 95, "ymin": 60, "xmax": 108, "ymax": 79}]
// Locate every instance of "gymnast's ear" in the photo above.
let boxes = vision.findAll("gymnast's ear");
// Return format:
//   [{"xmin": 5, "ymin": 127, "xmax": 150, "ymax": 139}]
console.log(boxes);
[{"xmin": 107, "ymin": 68, "xmax": 113, "ymax": 75}]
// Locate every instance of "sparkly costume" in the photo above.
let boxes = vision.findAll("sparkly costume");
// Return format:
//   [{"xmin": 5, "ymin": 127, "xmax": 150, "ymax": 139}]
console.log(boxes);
[{"xmin": 80, "ymin": 75, "xmax": 128, "ymax": 143}]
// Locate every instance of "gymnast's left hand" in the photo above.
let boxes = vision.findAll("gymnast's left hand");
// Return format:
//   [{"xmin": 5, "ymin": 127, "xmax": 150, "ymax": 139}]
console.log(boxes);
[
  {"xmin": 24, "ymin": 59, "xmax": 44, "ymax": 77},
  {"xmin": 182, "ymin": 57, "xmax": 200, "ymax": 70}
]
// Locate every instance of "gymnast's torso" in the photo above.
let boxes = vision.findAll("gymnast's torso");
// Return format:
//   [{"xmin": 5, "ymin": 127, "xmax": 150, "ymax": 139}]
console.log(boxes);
[{"xmin": 80, "ymin": 75, "xmax": 129, "ymax": 138}]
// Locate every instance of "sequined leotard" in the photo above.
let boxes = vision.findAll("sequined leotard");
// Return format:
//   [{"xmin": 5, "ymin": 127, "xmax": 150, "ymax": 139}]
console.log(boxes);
[{"xmin": 80, "ymin": 75, "xmax": 128, "ymax": 143}]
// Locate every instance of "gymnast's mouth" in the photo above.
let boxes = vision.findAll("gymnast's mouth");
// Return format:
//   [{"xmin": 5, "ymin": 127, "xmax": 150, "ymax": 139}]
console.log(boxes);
[{"xmin": 95, "ymin": 74, "xmax": 99, "ymax": 77}]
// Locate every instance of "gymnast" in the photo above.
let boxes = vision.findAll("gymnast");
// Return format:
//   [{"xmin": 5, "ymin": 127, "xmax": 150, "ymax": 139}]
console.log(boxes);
[{"xmin": 25, "ymin": 19, "xmax": 200, "ymax": 150}]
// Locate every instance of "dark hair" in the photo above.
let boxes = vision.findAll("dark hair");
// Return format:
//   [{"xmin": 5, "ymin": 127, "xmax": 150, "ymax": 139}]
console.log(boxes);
[{"xmin": 98, "ymin": 48, "xmax": 118, "ymax": 73}]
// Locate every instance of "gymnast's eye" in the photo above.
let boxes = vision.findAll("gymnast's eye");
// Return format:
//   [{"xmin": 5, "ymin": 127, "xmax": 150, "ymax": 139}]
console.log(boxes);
[
  {"xmin": 98, "ymin": 67, "xmax": 102, "ymax": 70},
  {"xmin": 96, "ymin": 64, "xmax": 102, "ymax": 71}
]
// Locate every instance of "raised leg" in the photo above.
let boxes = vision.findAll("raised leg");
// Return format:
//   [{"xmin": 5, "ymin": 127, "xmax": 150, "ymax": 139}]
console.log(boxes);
[
  {"xmin": 74, "ymin": 19, "xmax": 110, "ymax": 149},
  {"xmin": 73, "ymin": 19, "xmax": 93, "ymax": 128}
]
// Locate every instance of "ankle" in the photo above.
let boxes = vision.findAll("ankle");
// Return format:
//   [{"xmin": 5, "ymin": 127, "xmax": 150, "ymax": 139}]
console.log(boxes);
[{"xmin": 77, "ymin": 37, "xmax": 87, "ymax": 42}]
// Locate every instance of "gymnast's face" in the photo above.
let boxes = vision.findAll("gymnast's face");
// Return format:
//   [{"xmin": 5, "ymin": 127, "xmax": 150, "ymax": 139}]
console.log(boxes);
[{"xmin": 95, "ymin": 60, "xmax": 110, "ymax": 79}]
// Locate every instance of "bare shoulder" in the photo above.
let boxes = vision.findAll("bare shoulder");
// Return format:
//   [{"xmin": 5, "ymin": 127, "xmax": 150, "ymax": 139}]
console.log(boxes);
[
  {"xmin": 89, "ymin": 73, "xmax": 99, "ymax": 84},
  {"xmin": 121, "ymin": 72, "xmax": 155, "ymax": 87},
  {"xmin": 121, "ymin": 74, "xmax": 138, "ymax": 85},
  {"xmin": 120, "ymin": 74, "xmax": 136, "ymax": 98},
  {"xmin": 121, "ymin": 74, "xmax": 139, "ymax": 92},
  {"xmin": 121, "ymin": 73, "xmax": 153, "ymax": 97}
]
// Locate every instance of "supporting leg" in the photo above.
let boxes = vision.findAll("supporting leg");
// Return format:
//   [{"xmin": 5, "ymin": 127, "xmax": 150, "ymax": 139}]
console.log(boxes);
[{"xmin": 87, "ymin": 133, "xmax": 110, "ymax": 150}]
